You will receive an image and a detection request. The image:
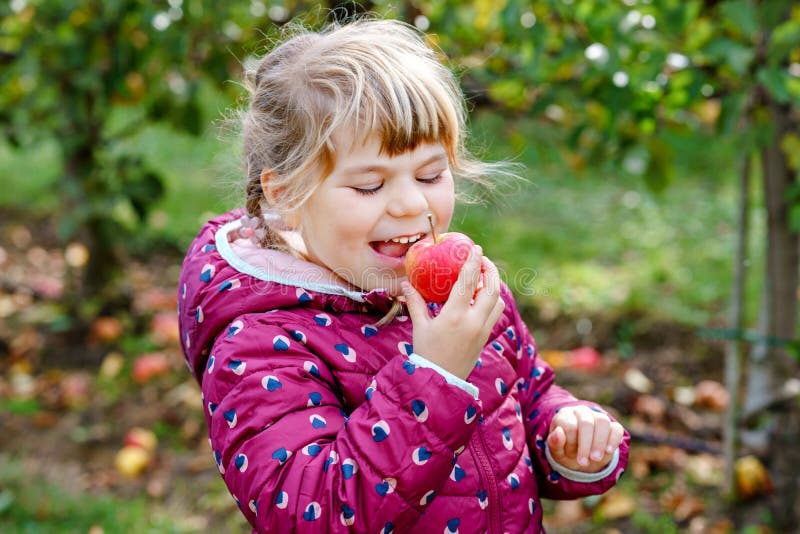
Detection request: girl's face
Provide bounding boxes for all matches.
[297,131,455,297]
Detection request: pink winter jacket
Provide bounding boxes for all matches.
[178,211,629,533]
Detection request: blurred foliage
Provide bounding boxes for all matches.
[1,0,798,307]
[0,0,276,294]
[0,454,190,533]
[418,0,799,186]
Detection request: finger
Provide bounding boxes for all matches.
[606,422,626,454]
[546,426,567,459]
[590,414,611,463]
[486,295,506,330]
[575,407,595,467]
[476,296,506,352]
[401,281,429,325]
[473,256,502,314]
[554,409,579,459]
[446,245,483,308]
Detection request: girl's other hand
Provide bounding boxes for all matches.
[546,405,625,473]
[402,245,505,380]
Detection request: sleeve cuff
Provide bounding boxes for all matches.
[545,445,620,483]
[408,353,480,400]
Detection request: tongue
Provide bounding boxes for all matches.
[373,241,409,258]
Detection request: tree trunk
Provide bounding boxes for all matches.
[743,90,800,529]
[723,151,750,499]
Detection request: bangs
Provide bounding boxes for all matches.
[323,52,462,164]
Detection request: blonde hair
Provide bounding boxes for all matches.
[239,17,512,323]
[241,18,504,228]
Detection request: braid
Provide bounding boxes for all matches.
[245,176,263,218]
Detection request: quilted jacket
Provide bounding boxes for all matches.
[178,210,629,533]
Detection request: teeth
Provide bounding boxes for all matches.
[387,233,423,244]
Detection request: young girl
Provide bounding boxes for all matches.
[179,18,629,533]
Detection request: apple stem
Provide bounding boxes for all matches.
[427,213,438,243]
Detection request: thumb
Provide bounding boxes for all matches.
[547,426,567,460]
[402,281,428,324]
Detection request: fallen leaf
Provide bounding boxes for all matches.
[539,350,570,369]
[673,385,696,406]
[30,274,64,299]
[597,490,636,520]
[661,487,705,522]
[89,317,124,344]
[60,371,92,409]
[134,287,177,313]
[633,394,667,423]
[685,454,723,487]
[693,380,729,411]
[64,242,89,267]
[546,499,589,528]
[624,367,654,394]
[99,352,125,379]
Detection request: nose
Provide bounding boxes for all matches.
[386,177,428,218]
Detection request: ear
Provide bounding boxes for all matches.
[260,168,280,206]
[260,168,301,229]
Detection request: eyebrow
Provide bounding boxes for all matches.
[341,152,448,176]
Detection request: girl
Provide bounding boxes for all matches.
[179,18,629,533]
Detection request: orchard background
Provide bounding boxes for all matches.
[1,1,798,532]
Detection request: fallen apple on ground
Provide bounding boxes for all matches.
[404,214,483,304]
[132,352,171,384]
[115,445,151,478]
[124,427,158,454]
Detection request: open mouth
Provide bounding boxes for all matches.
[369,233,425,258]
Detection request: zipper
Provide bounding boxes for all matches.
[469,425,503,533]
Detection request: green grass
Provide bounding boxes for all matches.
[457,110,763,326]
[0,102,762,329]
[0,455,191,534]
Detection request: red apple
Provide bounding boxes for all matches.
[405,226,478,303]
[124,427,158,454]
[132,352,171,384]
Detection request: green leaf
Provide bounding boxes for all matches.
[0,398,41,416]
[717,93,747,135]
[757,67,791,104]
[790,205,800,232]
[719,0,759,40]
[768,19,800,62]
[703,38,755,75]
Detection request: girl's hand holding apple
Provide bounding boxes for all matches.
[402,244,505,380]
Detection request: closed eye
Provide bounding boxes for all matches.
[352,184,383,196]
[418,172,444,184]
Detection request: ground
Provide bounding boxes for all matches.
[0,213,777,533]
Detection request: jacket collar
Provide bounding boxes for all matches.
[215,217,397,314]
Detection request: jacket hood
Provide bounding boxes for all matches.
[178,210,396,382]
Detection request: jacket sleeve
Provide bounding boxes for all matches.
[499,285,630,500]
[202,313,483,533]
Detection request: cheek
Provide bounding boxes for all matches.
[313,196,375,243]
[432,181,456,227]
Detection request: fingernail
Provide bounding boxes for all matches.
[590,451,602,461]
[606,445,614,453]
[578,456,588,466]
[401,281,411,293]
